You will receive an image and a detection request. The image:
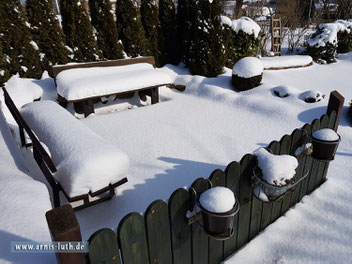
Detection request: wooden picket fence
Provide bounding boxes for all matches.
[46,91,344,264]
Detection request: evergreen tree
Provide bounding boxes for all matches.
[26,0,69,76]
[116,0,147,57]
[159,0,180,65]
[60,0,101,62]
[186,0,226,77]
[176,0,191,64]
[0,44,10,86]
[89,0,124,60]
[140,0,162,66]
[0,0,42,79]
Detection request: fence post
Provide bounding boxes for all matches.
[45,204,87,264]
[326,90,345,132]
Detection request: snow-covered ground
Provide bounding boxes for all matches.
[0,53,352,263]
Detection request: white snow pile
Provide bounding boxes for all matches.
[259,55,313,70]
[307,20,352,47]
[312,128,340,141]
[220,16,261,38]
[233,57,263,78]
[299,89,325,103]
[221,15,233,27]
[272,85,300,98]
[0,104,55,264]
[20,100,129,197]
[232,17,261,38]
[254,148,298,186]
[199,186,235,213]
[56,63,172,101]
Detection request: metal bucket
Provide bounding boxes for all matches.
[311,134,341,161]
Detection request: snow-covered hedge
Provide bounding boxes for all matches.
[232,57,263,91]
[307,20,352,64]
[221,16,261,68]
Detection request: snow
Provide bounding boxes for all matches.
[312,128,339,141]
[221,15,232,27]
[56,63,172,100]
[260,55,313,69]
[0,103,55,264]
[299,89,325,103]
[29,40,39,51]
[232,17,261,38]
[253,148,298,186]
[20,100,129,197]
[272,85,299,98]
[307,20,352,47]
[199,187,235,213]
[1,48,352,263]
[233,57,263,78]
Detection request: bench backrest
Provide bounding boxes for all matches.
[52,56,156,79]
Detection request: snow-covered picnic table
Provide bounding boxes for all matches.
[52,57,173,117]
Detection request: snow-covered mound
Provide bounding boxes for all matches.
[260,55,313,70]
[199,186,235,213]
[299,90,325,103]
[307,20,352,48]
[221,15,232,27]
[312,128,339,141]
[272,85,300,98]
[56,63,172,101]
[232,17,261,38]
[233,57,263,78]
[254,148,298,186]
[21,100,129,197]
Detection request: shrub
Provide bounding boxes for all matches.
[89,0,124,60]
[60,0,101,62]
[221,17,261,68]
[116,0,147,57]
[0,0,42,79]
[337,29,352,53]
[232,57,263,91]
[26,0,69,76]
[186,0,226,77]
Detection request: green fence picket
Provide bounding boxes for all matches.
[117,213,149,264]
[190,178,211,264]
[279,134,293,215]
[307,119,322,193]
[169,188,192,264]
[223,161,241,258]
[145,200,173,264]
[89,228,121,264]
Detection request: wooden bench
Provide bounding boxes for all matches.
[52,56,183,117]
[2,87,128,211]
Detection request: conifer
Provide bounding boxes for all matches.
[0,44,10,86]
[116,0,147,57]
[26,0,69,76]
[89,0,124,60]
[187,0,226,77]
[0,0,42,79]
[140,0,162,66]
[60,0,101,62]
[176,0,191,64]
[159,0,180,65]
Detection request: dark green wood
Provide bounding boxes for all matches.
[328,111,337,130]
[145,200,173,264]
[289,129,305,206]
[117,213,149,264]
[190,178,210,264]
[307,119,322,193]
[267,141,283,222]
[89,228,121,264]
[223,162,241,258]
[208,170,226,264]
[237,154,256,249]
[279,135,293,215]
[249,196,263,240]
[298,124,313,201]
[169,188,192,264]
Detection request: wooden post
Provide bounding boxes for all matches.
[46,204,87,264]
[326,91,345,132]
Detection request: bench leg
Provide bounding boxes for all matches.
[151,87,159,104]
[73,100,95,117]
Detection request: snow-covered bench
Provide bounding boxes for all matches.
[52,56,175,117]
[2,88,128,210]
